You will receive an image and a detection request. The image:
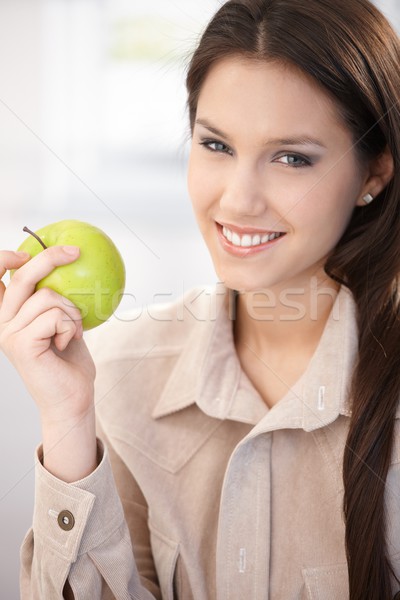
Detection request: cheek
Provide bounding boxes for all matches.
[187,151,202,203]
[187,171,199,200]
[187,153,218,214]
[187,162,210,234]
[292,193,356,254]
[300,166,360,228]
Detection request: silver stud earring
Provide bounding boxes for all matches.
[362,193,374,204]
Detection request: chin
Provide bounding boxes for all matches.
[216,272,270,294]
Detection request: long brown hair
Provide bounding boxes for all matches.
[185,1,400,598]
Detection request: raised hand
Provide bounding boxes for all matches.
[0,247,98,481]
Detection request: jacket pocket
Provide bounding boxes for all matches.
[302,564,349,600]
[149,524,179,600]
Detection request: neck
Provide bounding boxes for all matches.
[233,273,340,356]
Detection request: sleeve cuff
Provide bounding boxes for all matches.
[33,437,125,563]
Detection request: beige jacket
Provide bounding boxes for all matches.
[20,283,400,599]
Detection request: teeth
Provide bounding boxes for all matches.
[222,226,283,247]
[232,232,241,246]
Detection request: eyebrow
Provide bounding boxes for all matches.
[195,118,327,149]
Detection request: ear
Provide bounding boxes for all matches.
[355,145,395,207]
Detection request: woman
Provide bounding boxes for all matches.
[1,0,399,598]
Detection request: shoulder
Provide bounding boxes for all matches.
[83,283,232,470]
[83,282,230,425]
[83,283,221,364]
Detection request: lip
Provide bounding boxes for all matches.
[216,223,286,256]
[217,221,285,236]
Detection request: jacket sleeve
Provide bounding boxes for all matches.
[19,424,161,600]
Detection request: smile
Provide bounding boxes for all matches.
[222,226,285,248]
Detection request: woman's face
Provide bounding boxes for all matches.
[187,56,368,293]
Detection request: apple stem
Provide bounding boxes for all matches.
[23,226,48,250]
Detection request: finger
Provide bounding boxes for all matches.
[38,307,79,353]
[0,250,31,280]
[53,316,80,352]
[5,287,83,337]
[0,245,79,323]
[15,307,81,359]
[0,251,31,305]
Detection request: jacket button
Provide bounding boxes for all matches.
[57,510,75,531]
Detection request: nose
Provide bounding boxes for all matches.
[219,160,267,218]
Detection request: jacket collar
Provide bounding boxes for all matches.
[152,283,400,427]
[152,283,239,419]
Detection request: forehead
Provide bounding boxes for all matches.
[196,55,349,142]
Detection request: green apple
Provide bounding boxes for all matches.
[11,219,126,330]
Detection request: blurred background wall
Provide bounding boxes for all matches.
[0,0,398,596]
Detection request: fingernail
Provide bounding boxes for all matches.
[63,246,79,255]
[15,251,30,258]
